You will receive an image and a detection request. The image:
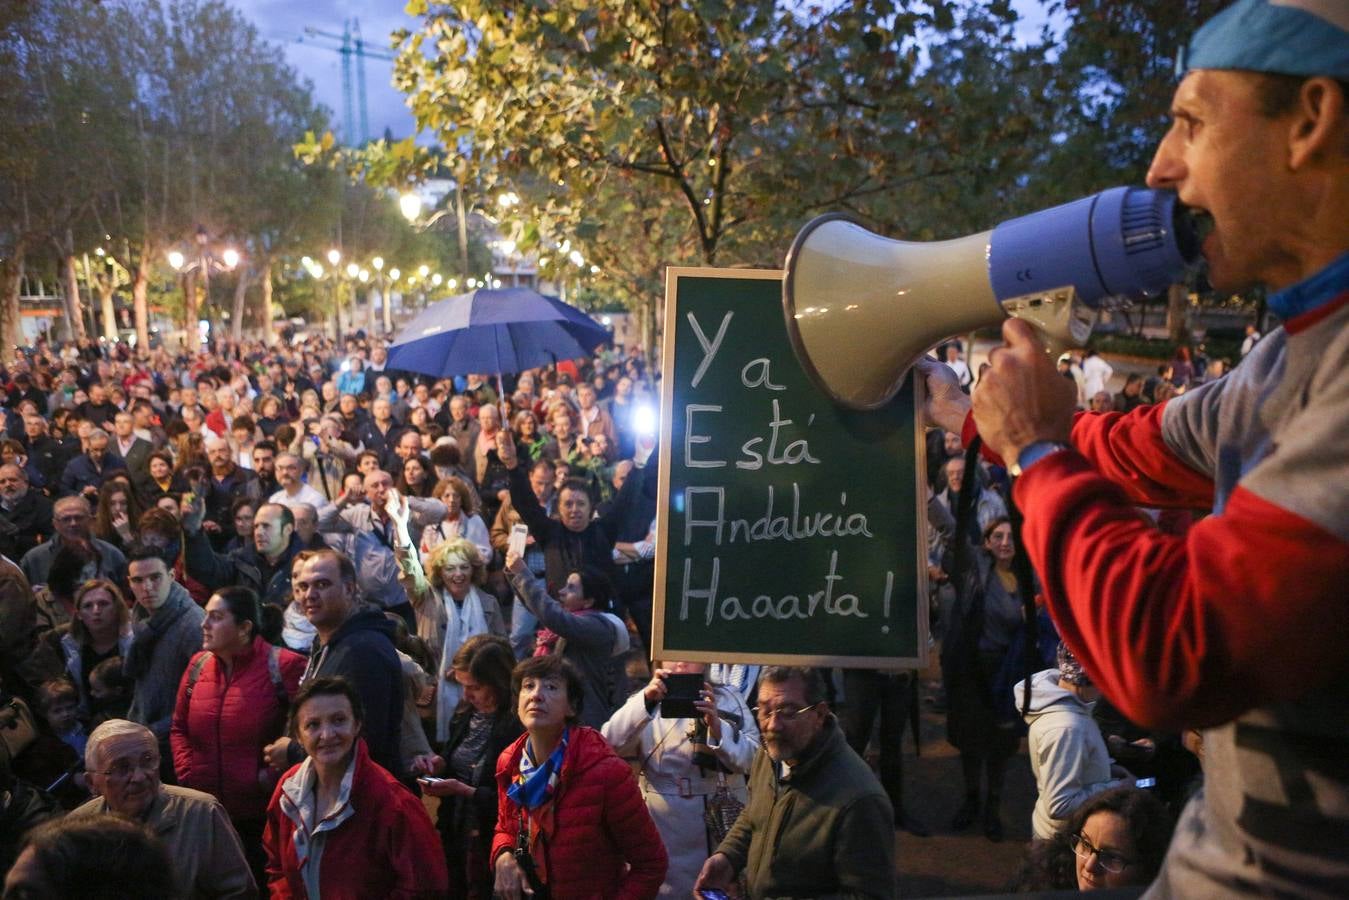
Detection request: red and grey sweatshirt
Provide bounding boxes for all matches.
[964,251,1349,897]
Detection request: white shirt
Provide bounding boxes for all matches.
[269,484,336,520]
[1081,355,1114,398]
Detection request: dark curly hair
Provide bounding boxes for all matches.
[1013,786,1174,891]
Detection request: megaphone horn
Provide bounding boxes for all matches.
[783,187,1198,410]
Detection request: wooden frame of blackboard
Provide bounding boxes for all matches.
[651,266,930,671]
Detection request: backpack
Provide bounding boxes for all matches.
[184,644,289,710]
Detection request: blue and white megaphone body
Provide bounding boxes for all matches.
[782,187,1198,410]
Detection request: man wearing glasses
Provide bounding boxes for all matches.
[68,719,254,898]
[695,666,896,900]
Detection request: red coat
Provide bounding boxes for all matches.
[263,740,448,899]
[491,725,667,900]
[170,635,306,822]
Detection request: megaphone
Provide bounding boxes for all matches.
[782,187,1198,410]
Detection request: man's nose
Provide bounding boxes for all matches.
[1145,134,1184,190]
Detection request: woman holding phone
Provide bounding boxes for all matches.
[411,635,522,899]
[601,662,759,898]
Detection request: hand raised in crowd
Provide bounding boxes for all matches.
[180,487,207,535]
[504,550,526,575]
[496,429,518,469]
[694,852,737,897]
[386,487,413,547]
[493,852,534,899]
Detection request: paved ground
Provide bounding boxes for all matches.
[892,667,1039,897]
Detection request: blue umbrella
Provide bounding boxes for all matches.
[386,287,610,378]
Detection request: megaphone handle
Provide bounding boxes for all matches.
[1002,289,1092,362]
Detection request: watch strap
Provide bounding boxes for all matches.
[1009,440,1071,478]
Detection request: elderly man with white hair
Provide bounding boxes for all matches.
[68,719,255,898]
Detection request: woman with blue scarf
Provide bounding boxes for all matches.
[491,655,667,899]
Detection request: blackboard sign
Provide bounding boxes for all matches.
[652,268,929,668]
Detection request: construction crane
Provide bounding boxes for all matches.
[297,20,396,146]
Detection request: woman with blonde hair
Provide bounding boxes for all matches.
[398,537,507,742]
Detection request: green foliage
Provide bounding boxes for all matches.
[386,0,1058,323]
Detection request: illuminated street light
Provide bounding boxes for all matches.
[431,273,443,286]
[372,257,384,272]
[446,278,457,290]
[399,192,423,222]
[221,248,241,269]
[167,250,186,271]
[388,268,400,280]
[497,191,520,209]
[327,248,341,266]
[345,262,359,278]
[418,264,430,278]
[358,269,370,283]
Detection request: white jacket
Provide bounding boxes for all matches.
[601,685,760,898]
[1019,668,1128,840]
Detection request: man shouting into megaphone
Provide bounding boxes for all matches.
[924,2,1348,896]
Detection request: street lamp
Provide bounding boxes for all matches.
[399,192,423,222]
[166,225,240,347]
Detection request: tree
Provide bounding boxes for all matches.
[1032,0,1230,344]
[386,0,1055,354]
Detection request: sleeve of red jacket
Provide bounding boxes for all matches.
[962,401,1214,510]
[602,757,669,900]
[1014,402,1349,734]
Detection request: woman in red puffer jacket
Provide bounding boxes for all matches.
[491,654,667,900]
[171,586,305,882]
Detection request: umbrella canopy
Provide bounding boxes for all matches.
[386,287,610,378]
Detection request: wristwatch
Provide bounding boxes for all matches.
[1008,440,1070,478]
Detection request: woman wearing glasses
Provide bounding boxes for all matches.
[491,655,667,899]
[1014,786,1174,891]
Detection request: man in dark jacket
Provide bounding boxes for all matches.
[21,414,68,491]
[202,437,258,551]
[696,667,896,900]
[73,382,118,427]
[58,428,126,500]
[0,465,52,562]
[262,549,403,777]
[182,501,302,609]
[498,431,644,593]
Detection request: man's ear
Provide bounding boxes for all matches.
[1288,77,1348,170]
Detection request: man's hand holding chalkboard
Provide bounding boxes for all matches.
[917,356,971,437]
[496,430,518,469]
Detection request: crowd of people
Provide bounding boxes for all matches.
[0,320,1186,898]
[1,2,1345,897]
